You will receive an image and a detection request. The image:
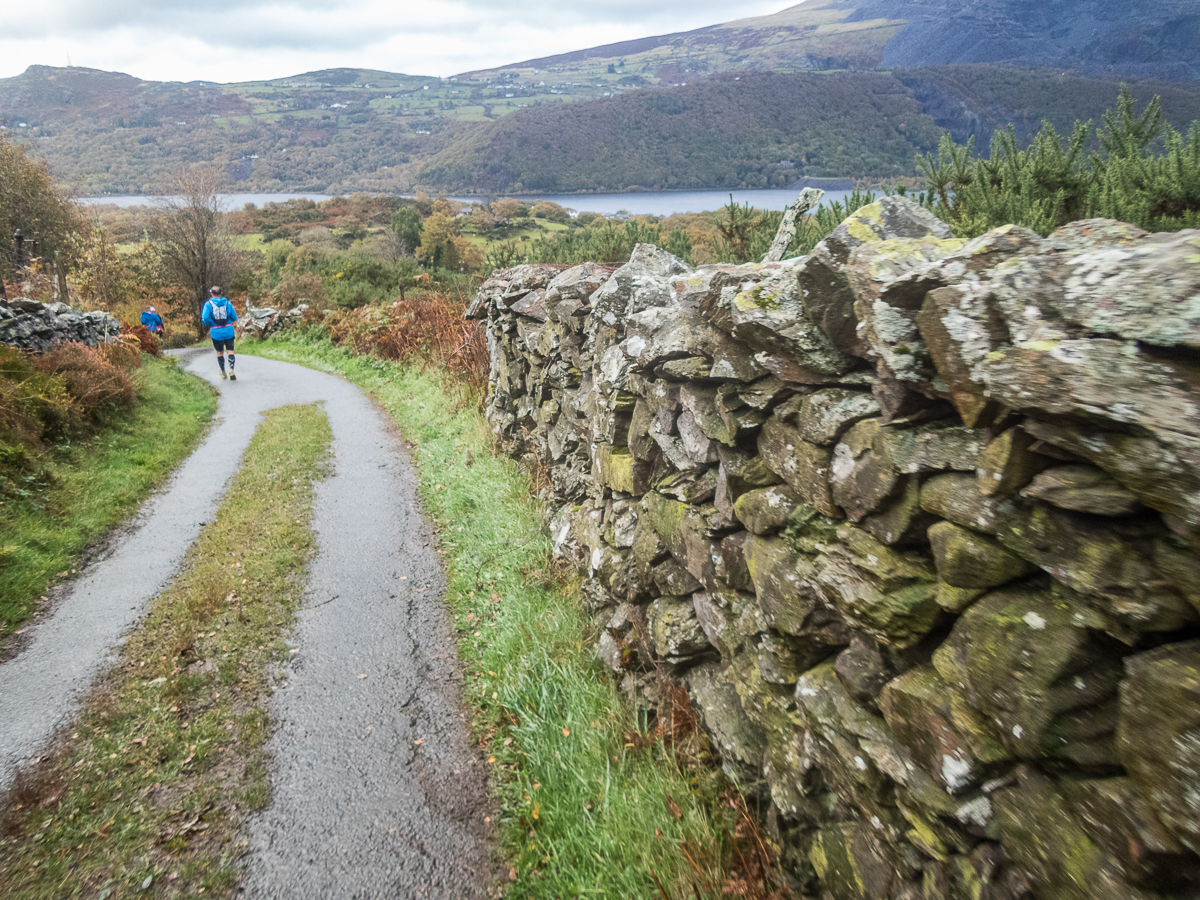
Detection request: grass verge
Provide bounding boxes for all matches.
[0,403,332,899]
[241,332,764,899]
[0,356,217,643]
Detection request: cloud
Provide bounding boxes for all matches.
[1,0,790,82]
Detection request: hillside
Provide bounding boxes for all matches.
[3,1,1200,194]
[418,68,1200,194]
[456,1,904,81]
[862,0,1200,80]
[0,65,472,194]
[459,0,1200,86]
[895,65,1200,146]
[418,72,944,193]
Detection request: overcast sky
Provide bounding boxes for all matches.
[1,1,792,83]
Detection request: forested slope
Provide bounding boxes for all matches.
[462,0,1200,85]
[417,69,1200,194]
[895,65,1200,146]
[418,72,943,193]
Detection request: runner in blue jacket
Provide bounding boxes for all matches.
[201,287,238,380]
[140,306,164,335]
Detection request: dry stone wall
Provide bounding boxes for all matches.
[0,297,122,352]
[467,197,1200,900]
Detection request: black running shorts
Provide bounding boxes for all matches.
[211,336,235,351]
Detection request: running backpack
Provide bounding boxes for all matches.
[210,299,229,324]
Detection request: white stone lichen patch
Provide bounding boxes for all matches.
[831,443,856,482]
[1023,612,1047,630]
[941,754,972,792]
[954,796,993,828]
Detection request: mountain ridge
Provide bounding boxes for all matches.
[3,2,1200,195]
[458,0,1200,85]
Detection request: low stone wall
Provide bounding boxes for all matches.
[0,297,122,352]
[468,197,1200,900]
[239,304,311,340]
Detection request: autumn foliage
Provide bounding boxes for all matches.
[323,292,489,391]
[119,322,163,357]
[30,340,139,422]
[0,339,143,485]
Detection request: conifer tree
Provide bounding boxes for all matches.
[916,85,1200,237]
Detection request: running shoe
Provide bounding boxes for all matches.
[220,371,227,379]
[230,372,237,381]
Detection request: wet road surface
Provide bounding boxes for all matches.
[0,349,493,899]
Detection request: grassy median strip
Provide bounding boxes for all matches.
[244,334,749,899]
[0,355,218,644]
[0,403,332,900]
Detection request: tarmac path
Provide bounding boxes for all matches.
[0,349,493,899]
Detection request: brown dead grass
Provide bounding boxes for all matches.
[31,342,135,420]
[120,323,163,357]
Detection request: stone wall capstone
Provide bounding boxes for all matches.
[470,197,1200,900]
[0,297,122,352]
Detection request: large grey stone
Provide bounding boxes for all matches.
[813,526,940,649]
[759,417,839,517]
[1021,464,1144,516]
[1062,776,1200,891]
[995,767,1145,900]
[830,419,900,523]
[796,388,880,446]
[1118,640,1200,857]
[933,586,1124,766]
[733,484,806,536]
[879,665,1011,795]
[797,196,956,357]
[648,595,709,663]
[590,243,690,328]
[685,661,766,776]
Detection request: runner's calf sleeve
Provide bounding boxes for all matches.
[218,355,226,371]
[227,353,235,371]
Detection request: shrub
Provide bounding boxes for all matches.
[32,343,135,422]
[0,347,75,451]
[104,333,148,367]
[162,325,200,349]
[119,323,161,357]
[530,200,571,224]
[489,217,698,267]
[918,85,1200,237]
[327,278,379,309]
[274,272,328,310]
[323,293,488,391]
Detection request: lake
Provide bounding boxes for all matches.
[79,192,336,210]
[515,188,858,216]
[79,188,859,217]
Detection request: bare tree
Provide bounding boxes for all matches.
[365,228,408,265]
[150,167,235,333]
